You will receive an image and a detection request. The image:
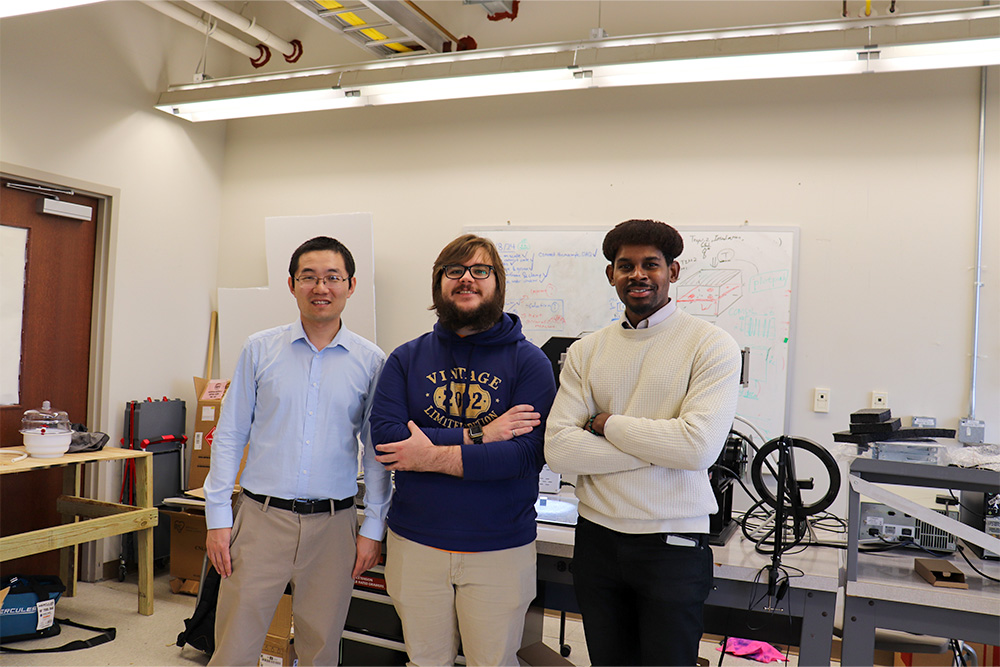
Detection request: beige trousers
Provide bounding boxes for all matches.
[385,529,536,667]
[210,494,357,667]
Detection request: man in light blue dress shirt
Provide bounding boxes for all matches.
[203,236,390,666]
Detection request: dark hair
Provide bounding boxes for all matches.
[288,236,356,279]
[602,219,684,264]
[430,234,506,305]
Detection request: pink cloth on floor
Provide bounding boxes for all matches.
[716,637,786,663]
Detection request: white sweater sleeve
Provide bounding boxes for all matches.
[602,330,740,471]
[544,341,649,475]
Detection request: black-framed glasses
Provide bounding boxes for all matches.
[295,274,349,287]
[443,264,494,280]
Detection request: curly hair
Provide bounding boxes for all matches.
[602,220,683,264]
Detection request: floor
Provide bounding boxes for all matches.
[2,572,807,666]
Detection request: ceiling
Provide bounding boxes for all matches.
[136,0,991,82]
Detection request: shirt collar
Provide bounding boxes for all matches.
[622,299,676,330]
[291,319,352,352]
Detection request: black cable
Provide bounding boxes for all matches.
[711,463,759,501]
[951,639,967,667]
[948,489,983,519]
[956,543,1000,582]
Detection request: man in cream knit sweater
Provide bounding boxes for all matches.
[545,219,741,666]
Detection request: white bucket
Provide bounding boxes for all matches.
[21,429,72,458]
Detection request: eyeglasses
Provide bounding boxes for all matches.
[295,274,349,287]
[442,264,494,280]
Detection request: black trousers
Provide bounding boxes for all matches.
[572,516,713,667]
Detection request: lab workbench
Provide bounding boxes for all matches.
[841,456,1000,665]
[841,548,1000,666]
[0,446,159,615]
[536,517,841,666]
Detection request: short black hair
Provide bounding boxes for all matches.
[602,219,684,264]
[288,236,356,279]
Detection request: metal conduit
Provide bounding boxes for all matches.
[142,1,269,65]
[186,1,303,62]
[969,64,988,421]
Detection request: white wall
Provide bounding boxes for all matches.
[1,3,230,567]
[216,68,999,516]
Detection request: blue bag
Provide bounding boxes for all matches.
[0,575,115,653]
[0,575,64,642]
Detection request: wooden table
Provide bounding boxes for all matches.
[0,446,158,615]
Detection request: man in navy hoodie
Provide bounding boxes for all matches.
[370,234,556,666]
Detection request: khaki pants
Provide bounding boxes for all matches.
[385,529,535,667]
[210,494,357,667]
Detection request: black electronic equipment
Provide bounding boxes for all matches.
[960,490,1000,560]
[540,337,579,387]
[709,429,749,545]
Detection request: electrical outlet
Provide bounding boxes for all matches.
[813,388,830,413]
[871,391,889,409]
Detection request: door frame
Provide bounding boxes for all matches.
[2,161,119,582]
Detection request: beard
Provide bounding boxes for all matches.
[433,287,504,333]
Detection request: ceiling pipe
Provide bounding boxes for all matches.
[143,1,271,68]
[186,0,303,63]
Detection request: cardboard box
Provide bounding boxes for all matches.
[163,509,207,582]
[169,577,200,596]
[259,594,295,666]
[914,558,968,589]
[892,641,998,666]
[189,377,248,490]
[267,594,293,638]
[259,634,296,666]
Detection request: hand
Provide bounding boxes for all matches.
[483,404,541,442]
[206,527,233,578]
[376,421,463,476]
[587,412,611,436]
[353,536,382,579]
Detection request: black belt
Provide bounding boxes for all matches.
[244,490,354,514]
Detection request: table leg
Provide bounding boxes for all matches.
[841,595,877,667]
[797,589,835,666]
[135,454,155,616]
[59,463,82,597]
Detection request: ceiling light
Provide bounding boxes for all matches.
[155,11,1000,123]
[0,0,108,18]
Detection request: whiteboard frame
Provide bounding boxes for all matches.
[468,224,800,440]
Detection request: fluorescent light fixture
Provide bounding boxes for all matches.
[160,88,366,123]
[361,68,588,106]
[875,37,1000,73]
[0,0,108,18]
[588,48,869,89]
[156,35,1000,122]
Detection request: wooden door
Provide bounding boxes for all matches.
[1,179,98,577]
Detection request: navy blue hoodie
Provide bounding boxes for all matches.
[370,313,556,552]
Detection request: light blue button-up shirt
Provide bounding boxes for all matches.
[204,320,391,543]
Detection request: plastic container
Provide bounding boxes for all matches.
[20,401,72,458]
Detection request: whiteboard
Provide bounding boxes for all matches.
[218,214,376,380]
[472,226,798,442]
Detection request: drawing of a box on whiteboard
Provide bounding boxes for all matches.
[676,269,742,316]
